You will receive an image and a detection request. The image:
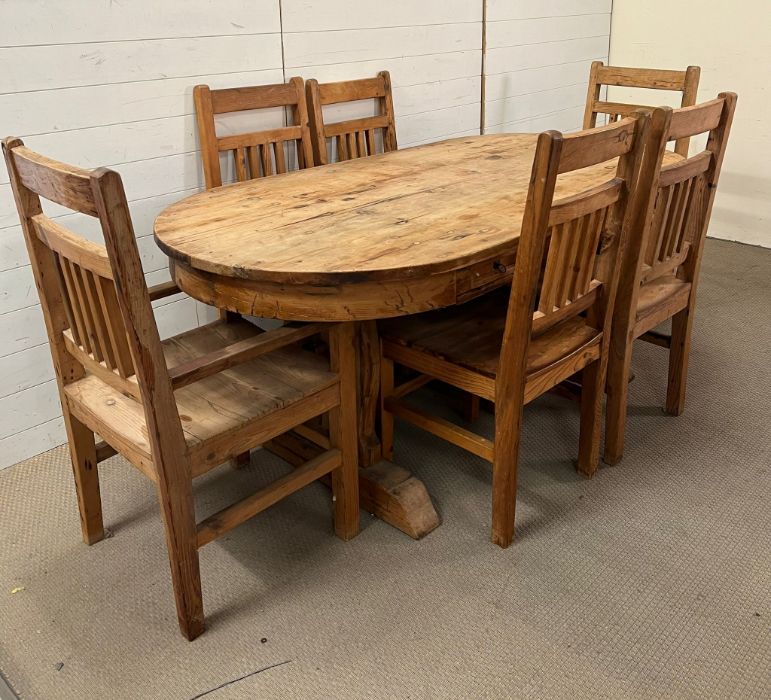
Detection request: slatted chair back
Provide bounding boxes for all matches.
[499,112,662,382]
[640,94,737,286]
[2,138,187,462]
[583,62,700,156]
[194,77,315,189]
[306,71,398,165]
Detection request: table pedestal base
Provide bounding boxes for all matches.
[266,431,440,539]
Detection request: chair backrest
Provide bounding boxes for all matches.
[193,77,315,189]
[634,93,737,291]
[498,110,667,390]
[306,70,398,166]
[583,61,700,156]
[2,138,187,464]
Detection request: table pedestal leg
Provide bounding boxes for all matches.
[266,320,440,540]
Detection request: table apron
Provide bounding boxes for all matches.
[171,255,516,322]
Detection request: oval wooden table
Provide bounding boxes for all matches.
[155,133,675,539]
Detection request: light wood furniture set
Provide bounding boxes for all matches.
[3,63,737,640]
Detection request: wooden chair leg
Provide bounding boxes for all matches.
[604,340,633,466]
[578,361,603,478]
[231,451,251,469]
[329,323,360,541]
[462,393,480,422]
[665,306,693,416]
[63,410,105,545]
[491,402,523,549]
[379,355,395,461]
[156,475,204,640]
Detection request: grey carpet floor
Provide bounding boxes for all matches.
[0,238,769,700]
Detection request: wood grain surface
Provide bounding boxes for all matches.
[155,133,680,322]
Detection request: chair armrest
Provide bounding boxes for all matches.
[169,322,329,390]
[148,280,182,301]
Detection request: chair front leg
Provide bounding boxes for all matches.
[63,409,105,545]
[665,306,694,416]
[462,394,481,422]
[231,451,251,469]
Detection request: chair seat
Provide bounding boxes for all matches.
[380,289,601,380]
[64,319,337,477]
[635,275,692,332]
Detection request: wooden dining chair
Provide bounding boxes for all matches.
[193,77,315,189]
[2,138,360,641]
[378,110,668,548]
[604,93,738,465]
[306,71,398,165]
[584,61,700,156]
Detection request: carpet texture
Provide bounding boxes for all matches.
[0,238,769,699]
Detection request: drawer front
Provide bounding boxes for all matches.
[455,253,516,303]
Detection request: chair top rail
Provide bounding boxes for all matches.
[558,117,638,174]
[595,64,698,90]
[203,77,304,114]
[667,96,726,142]
[314,73,388,105]
[9,144,98,216]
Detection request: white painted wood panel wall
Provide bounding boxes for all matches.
[0,0,611,468]
[484,0,611,134]
[281,0,483,147]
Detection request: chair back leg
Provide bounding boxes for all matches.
[665,306,694,415]
[155,463,204,641]
[604,333,635,465]
[491,398,524,548]
[578,360,604,477]
[379,356,396,461]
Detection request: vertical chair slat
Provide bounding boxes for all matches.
[365,129,376,156]
[61,258,92,355]
[96,276,135,379]
[274,140,287,173]
[76,265,108,364]
[561,215,585,305]
[652,184,675,264]
[72,262,103,363]
[234,148,247,181]
[53,253,81,346]
[356,130,367,158]
[247,146,260,179]
[337,134,348,161]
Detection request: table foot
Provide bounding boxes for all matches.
[265,432,440,539]
[358,460,440,539]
